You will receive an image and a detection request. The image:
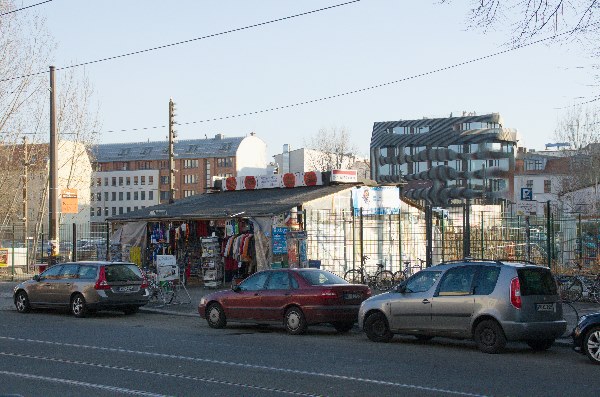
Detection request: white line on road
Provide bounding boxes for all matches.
[0,370,170,397]
[0,351,319,397]
[0,335,489,397]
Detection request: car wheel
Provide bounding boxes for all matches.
[70,294,88,318]
[14,291,31,313]
[122,306,139,315]
[332,321,355,333]
[415,335,434,342]
[583,326,600,365]
[474,319,506,354]
[526,339,554,351]
[364,312,393,343]
[206,303,226,329]
[285,307,307,335]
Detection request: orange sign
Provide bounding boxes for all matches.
[61,188,78,214]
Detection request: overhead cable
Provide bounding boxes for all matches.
[0,0,361,83]
[0,0,52,16]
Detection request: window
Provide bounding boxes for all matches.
[184,174,197,184]
[127,207,131,213]
[404,271,442,293]
[134,192,138,200]
[119,207,123,215]
[141,191,146,200]
[59,264,80,279]
[126,192,131,200]
[41,265,62,280]
[159,160,168,169]
[78,266,97,279]
[96,177,101,186]
[544,179,551,193]
[104,177,108,186]
[134,176,138,185]
[112,207,116,215]
[160,176,169,185]
[112,192,116,201]
[160,191,169,201]
[104,192,109,201]
[90,207,95,216]
[184,190,195,197]
[118,177,123,186]
[149,190,154,200]
[112,177,116,186]
[90,192,95,202]
[149,176,154,185]
[141,176,145,185]
[437,267,476,296]
[183,159,199,169]
[134,206,138,211]
[96,207,101,216]
[205,160,211,188]
[266,272,291,290]
[299,270,347,285]
[239,272,270,291]
[126,177,131,186]
[525,159,544,171]
[216,157,233,167]
[518,268,558,295]
[104,207,108,216]
[118,192,123,201]
[138,161,151,170]
[473,266,500,295]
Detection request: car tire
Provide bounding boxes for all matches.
[583,326,600,365]
[364,312,393,343]
[14,291,31,313]
[206,303,227,329]
[285,307,308,335]
[332,321,355,333]
[70,294,88,318]
[474,319,506,354]
[526,339,554,351]
[123,306,139,315]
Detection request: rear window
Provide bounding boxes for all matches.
[518,268,558,296]
[299,270,347,286]
[105,264,143,282]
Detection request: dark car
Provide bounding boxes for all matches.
[572,312,600,364]
[198,268,371,334]
[13,261,149,317]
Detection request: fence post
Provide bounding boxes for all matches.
[546,201,552,268]
[359,207,364,283]
[11,224,15,280]
[72,223,77,262]
[525,216,531,262]
[480,211,484,260]
[352,210,356,273]
[425,205,432,267]
[105,222,110,261]
[463,200,471,258]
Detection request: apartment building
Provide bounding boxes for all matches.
[90,133,267,222]
[371,113,519,206]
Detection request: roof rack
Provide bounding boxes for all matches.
[494,259,538,265]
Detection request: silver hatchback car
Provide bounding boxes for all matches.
[13,261,149,317]
[358,260,566,353]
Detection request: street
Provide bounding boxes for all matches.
[1,304,599,397]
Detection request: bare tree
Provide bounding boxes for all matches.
[553,105,600,192]
[304,126,361,171]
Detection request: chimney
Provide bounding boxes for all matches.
[215,133,224,140]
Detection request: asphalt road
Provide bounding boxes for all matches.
[1,306,600,397]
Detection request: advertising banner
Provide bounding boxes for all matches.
[61,188,78,214]
[352,186,400,215]
[0,249,8,267]
[156,255,179,281]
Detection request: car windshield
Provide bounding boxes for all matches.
[518,268,558,295]
[299,270,347,286]
[105,264,143,282]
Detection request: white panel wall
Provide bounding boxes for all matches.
[236,135,268,176]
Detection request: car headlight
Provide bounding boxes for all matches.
[199,297,207,305]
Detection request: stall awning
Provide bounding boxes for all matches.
[108,184,354,222]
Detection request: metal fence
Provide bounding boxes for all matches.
[305,205,600,277]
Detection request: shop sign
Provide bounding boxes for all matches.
[272,227,288,255]
[0,249,8,267]
[517,200,538,216]
[257,175,282,189]
[352,186,400,215]
[156,255,179,281]
[225,172,324,191]
[331,169,357,183]
[61,188,78,214]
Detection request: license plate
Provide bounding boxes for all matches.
[118,286,136,292]
[536,303,555,312]
[344,293,361,300]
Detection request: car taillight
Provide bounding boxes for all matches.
[510,277,522,309]
[141,275,148,289]
[94,266,110,290]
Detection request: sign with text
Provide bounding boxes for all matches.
[61,189,79,214]
[272,227,288,255]
[331,169,358,183]
[520,187,533,201]
[352,186,400,215]
[156,255,179,281]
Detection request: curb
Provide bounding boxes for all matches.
[139,307,198,318]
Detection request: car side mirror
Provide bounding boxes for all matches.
[396,284,406,293]
[33,275,40,282]
[232,284,241,292]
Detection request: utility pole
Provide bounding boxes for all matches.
[168,98,176,204]
[49,66,58,260]
[22,136,28,249]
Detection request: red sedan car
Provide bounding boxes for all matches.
[198,268,371,334]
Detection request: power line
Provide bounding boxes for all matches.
[0,0,361,83]
[103,26,585,134]
[0,0,52,16]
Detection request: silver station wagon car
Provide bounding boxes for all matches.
[358,260,566,353]
[13,261,149,317]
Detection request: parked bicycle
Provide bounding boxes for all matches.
[344,255,394,291]
[393,258,425,284]
[142,268,176,305]
[556,274,584,302]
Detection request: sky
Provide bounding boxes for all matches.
[34,0,597,159]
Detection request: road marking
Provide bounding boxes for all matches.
[0,335,488,397]
[0,351,318,397]
[0,370,169,397]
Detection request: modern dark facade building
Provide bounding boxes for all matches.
[371,113,519,205]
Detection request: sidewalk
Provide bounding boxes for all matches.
[2,280,599,346]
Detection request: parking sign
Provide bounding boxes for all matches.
[520,187,533,201]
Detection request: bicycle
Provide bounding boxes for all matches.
[143,269,176,305]
[556,274,584,302]
[344,255,394,291]
[393,258,425,284]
